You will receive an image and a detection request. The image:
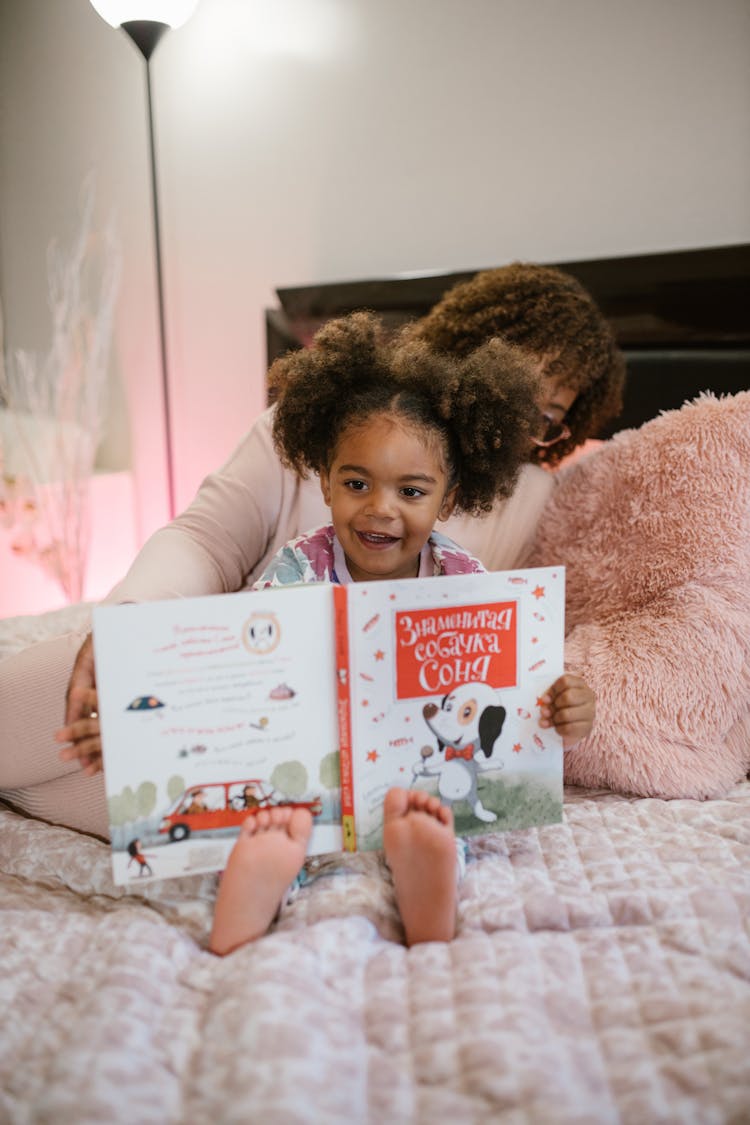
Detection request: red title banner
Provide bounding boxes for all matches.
[394,601,517,699]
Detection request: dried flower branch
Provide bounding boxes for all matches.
[0,178,121,602]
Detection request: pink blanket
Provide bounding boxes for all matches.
[2,780,748,1122]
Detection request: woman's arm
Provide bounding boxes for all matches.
[106,408,328,603]
[57,409,329,773]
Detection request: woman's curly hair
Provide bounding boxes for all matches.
[268,311,542,515]
[411,262,626,467]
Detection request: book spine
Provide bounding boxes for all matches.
[333,584,356,851]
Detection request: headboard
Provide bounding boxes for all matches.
[265,243,750,436]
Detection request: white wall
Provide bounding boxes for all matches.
[2,0,749,552]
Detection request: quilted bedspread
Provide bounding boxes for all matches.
[2,777,749,1124]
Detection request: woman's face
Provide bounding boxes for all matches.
[541,378,577,426]
[541,378,576,419]
[532,374,578,450]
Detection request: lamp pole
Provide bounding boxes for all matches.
[120,20,176,519]
[89,2,200,519]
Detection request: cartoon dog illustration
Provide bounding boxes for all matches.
[242,612,281,655]
[415,682,506,822]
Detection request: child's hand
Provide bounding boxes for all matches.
[54,633,103,776]
[538,673,595,751]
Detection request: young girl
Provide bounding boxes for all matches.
[206,312,595,955]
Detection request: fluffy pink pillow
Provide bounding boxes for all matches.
[526,391,750,798]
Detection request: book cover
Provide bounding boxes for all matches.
[94,566,564,884]
[336,567,565,851]
[94,584,343,884]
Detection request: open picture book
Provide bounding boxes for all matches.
[93,566,565,885]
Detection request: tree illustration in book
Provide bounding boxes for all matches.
[94,568,564,885]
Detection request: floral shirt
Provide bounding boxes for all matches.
[253,524,485,589]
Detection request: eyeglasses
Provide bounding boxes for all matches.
[531,413,572,448]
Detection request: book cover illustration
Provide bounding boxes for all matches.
[94,584,342,885]
[339,567,565,851]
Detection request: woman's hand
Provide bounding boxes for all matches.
[55,632,103,776]
[538,673,595,751]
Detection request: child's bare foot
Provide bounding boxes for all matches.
[382,787,457,946]
[209,806,312,956]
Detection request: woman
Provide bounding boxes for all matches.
[2,262,624,836]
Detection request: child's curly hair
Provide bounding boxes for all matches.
[411,262,625,467]
[268,311,542,516]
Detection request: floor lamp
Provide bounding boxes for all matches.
[89,1,200,519]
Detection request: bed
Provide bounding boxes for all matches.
[2,245,750,1123]
[1,737,748,1122]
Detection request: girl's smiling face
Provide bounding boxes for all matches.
[319,412,457,583]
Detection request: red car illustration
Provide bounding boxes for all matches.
[158,779,323,842]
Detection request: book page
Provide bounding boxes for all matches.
[343,567,565,850]
[94,585,342,885]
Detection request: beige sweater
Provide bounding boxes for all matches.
[107,408,555,604]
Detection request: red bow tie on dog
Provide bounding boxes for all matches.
[445,744,475,761]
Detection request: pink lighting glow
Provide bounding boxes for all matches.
[1,471,137,618]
